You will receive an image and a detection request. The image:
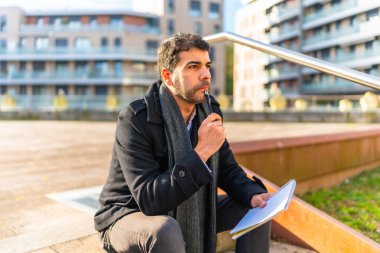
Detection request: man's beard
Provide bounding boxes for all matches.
[172,78,210,104]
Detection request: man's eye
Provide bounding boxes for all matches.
[189,65,198,69]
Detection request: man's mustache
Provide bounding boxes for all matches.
[195,80,210,90]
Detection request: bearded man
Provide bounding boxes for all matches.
[94,33,271,253]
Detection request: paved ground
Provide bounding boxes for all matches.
[1,120,380,253]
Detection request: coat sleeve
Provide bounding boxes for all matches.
[211,99,267,208]
[115,107,213,216]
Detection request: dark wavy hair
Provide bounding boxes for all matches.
[157,33,209,77]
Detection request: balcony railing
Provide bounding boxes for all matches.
[304,0,357,24]
[20,24,160,34]
[268,25,299,42]
[335,46,380,64]
[0,47,157,56]
[267,67,298,80]
[0,70,158,85]
[0,94,144,111]
[0,70,157,80]
[303,25,359,46]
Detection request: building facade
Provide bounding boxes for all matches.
[235,0,380,111]
[0,0,223,111]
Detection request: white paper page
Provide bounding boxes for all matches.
[230,179,296,235]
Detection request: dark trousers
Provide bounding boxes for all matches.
[101,195,271,253]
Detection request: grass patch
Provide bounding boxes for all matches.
[300,167,380,243]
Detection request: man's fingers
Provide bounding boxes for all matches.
[252,193,271,208]
[262,193,271,201]
[203,113,222,124]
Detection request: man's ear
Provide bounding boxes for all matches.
[161,68,173,86]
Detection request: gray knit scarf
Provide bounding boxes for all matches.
[159,83,219,253]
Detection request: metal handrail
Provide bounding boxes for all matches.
[204,32,380,91]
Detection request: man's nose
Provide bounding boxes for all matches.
[200,66,211,80]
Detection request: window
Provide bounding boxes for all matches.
[114,61,122,76]
[68,16,81,27]
[214,24,220,33]
[349,45,355,53]
[0,15,7,32]
[365,41,373,50]
[55,38,68,47]
[75,86,88,95]
[32,86,47,95]
[168,0,175,13]
[350,16,357,26]
[75,61,88,74]
[0,86,7,94]
[35,37,49,49]
[101,37,108,48]
[0,61,6,73]
[114,38,122,48]
[19,37,27,48]
[36,16,44,26]
[95,85,107,95]
[189,0,201,16]
[194,21,202,35]
[90,16,97,26]
[19,62,26,72]
[74,37,90,49]
[0,39,6,49]
[336,20,341,30]
[167,19,175,35]
[147,17,159,29]
[19,86,27,95]
[50,17,62,26]
[146,40,159,54]
[209,46,215,61]
[331,0,342,6]
[321,48,330,59]
[209,3,219,19]
[95,61,109,75]
[366,9,379,21]
[55,61,68,73]
[110,16,123,26]
[32,62,45,71]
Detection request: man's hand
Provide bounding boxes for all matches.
[251,193,271,208]
[194,113,226,162]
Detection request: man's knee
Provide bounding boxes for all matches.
[149,216,185,252]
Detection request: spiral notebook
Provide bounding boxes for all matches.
[230,179,296,239]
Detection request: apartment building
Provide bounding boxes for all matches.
[0,0,223,110]
[235,0,380,111]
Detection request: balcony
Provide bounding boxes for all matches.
[304,0,357,24]
[268,26,300,43]
[334,46,380,68]
[0,47,157,61]
[20,24,160,34]
[0,94,144,111]
[267,66,299,82]
[303,25,359,47]
[0,70,158,85]
[303,1,380,30]
[303,18,380,52]
[268,4,300,25]
[301,77,376,94]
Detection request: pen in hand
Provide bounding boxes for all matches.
[204,90,213,114]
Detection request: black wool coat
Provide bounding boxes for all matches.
[94,80,267,232]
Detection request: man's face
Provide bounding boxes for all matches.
[170,48,211,104]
